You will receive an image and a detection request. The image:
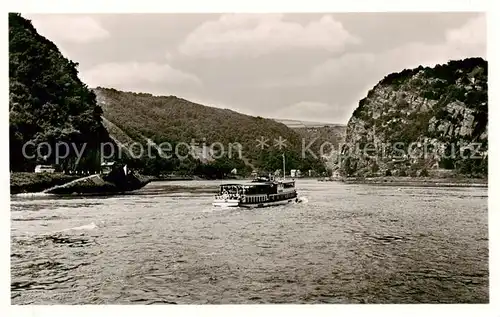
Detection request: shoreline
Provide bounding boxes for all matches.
[10,172,80,195]
[324,176,488,188]
[11,172,488,195]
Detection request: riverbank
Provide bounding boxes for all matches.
[10,172,232,195]
[323,176,488,188]
[10,172,80,194]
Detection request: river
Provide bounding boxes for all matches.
[10,180,488,304]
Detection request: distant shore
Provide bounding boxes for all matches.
[322,176,488,188]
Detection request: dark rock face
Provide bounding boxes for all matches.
[340,58,487,178]
[10,173,80,195]
[94,87,328,175]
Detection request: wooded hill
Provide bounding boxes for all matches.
[9,13,111,173]
[9,13,326,177]
[96,87,326,177]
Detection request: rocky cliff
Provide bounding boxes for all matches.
[274,118,347,172]
[340,58,487,178]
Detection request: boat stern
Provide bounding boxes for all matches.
[212,194,240,207]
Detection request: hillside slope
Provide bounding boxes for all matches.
[340,58,488,178]
[95,87,325,175]
[293,125,346,171]
[273,119,346,172]
[9,13,111,172]
[7,13,325,178]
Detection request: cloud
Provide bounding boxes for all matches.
[446,15,486,49]
[178,14,359,58]
[23,13,483,125]
[25,14,110,44]
[330,15,484,83]
[376,16,486,72]
[270,101,347,123]
[80,62,202,91]
[267,53,376,87]
[262,15,486,118]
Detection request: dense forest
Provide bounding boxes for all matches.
[96,88,326,177]
[9,13,111,172]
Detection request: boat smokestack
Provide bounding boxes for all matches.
[282,153,285,180]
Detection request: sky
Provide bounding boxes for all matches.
[24,12,486,124]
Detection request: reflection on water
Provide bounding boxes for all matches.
[11,180,488,304]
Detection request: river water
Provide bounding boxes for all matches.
[11,180,488,304]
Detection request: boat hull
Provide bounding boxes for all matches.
[212,198,240,208]
[213,196,298,208]
[239,198,297,208]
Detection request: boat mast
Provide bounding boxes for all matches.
[282,153,285,180]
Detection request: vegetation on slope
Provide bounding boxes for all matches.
[97,87,326,177]
[293,126,346,157]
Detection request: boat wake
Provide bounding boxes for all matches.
[58,222,99,233]
[296,196,308,204]
[209,205,239,212]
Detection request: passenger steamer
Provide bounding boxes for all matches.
[213,154,298,208]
